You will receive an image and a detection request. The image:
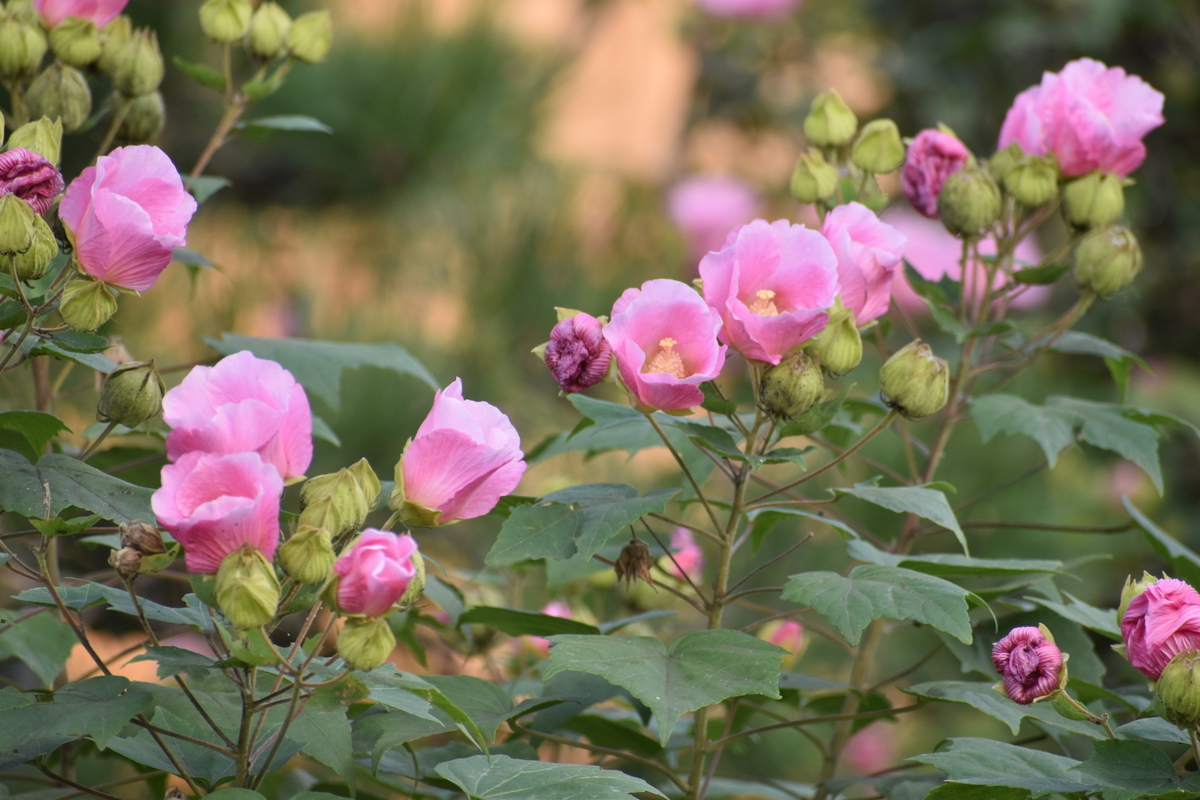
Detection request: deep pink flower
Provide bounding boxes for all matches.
[991,626,1064,704]
[33,0,127,27]
[820,202,906,325]
[998,58,1164,177]
[163,351,313,481]
[59,145,197,292]
[1121,578,1200,680]
[901,129,970,218]
[544,313,612,393]
[665,527,704,580]
[843,724,895,775]
[332,530,419,618]
[695,0,802,18]
[401,379,526,524]
[603,279,727,411]
[152,451,283,574]
[699,219,838,364]
[667,176,760,263]
[0,148,63,215]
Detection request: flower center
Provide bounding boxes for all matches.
[644,337,687,379]
[747,289,780,316]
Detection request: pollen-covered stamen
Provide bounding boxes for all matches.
[644,337,688,379]
[747,289,780,316]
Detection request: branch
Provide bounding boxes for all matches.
[510,722,689,794]
[707,701,926,749]
[753,411,898,502]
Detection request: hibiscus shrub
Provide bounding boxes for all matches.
[0,3,1197,800]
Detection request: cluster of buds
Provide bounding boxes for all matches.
[109,519,167,578]
[199,0,331,64]
[279,459,381,584]
[796,89,905,204]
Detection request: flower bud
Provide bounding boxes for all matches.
[109,546,141,577]
[0,194,36,255]
[851,119,905,174]
[1004,156,1059,208]
[6,0,38,26]
[790,147,838,204]
[49,17,102,68]
[59,279,117,331]
[7,117,62,165]
[0,16,47,82]
[6,212,58,281]
[807,304,862,378]
[278,524,336,584]
[1160,651,1200,728]
[992,625,1066,705]
[117,91,165,145]
[397,548,425,610]
[804,89,857,148]
[26,63,92,133]
[1062,171,1124,230]
[1117,571,1160,627]
[615,538,654,587]
[988,142,1024,183]
[543,311,612,394]
[97,360,165,428]
[199,0,252,44]
[285,11,332,64]
[1073,225,1142,299]
[937,162,1001,237]
[249,2,291,60]
[120,520,167,556]
[112,30,163,98]
[879,339,949,419]
[300,458,379,537]
[337,617,395,671]
[760,349,825,420]
[214,545,280,629]
[96,16,131,75]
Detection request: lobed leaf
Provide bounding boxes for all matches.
[435,754,665,800]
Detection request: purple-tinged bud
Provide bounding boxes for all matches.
[543,312,613,393]
[992,625,1065,704]
[0,147,62,216]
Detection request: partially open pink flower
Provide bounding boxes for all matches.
[152,451,283,574]
[1122,578,1200,680]
[0,148,63,215]
[163,351,313,481]
[901,129,970,218]
[998,58,1165,177]
[667,175,760,262]
[992,626,1064,704]
[603,279,727,411]
[820,202,906,325]
[695,0,802,18]
[665,527,704,581]
[544,313,612,393]
[332,530,419,618]
[33,0,127,27]
[59,145,197,292]
[700,219,838,364]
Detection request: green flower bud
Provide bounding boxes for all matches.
[6,212,58,281]
[938,162,1001,237]
[117,91,165,145]
[96,15,131,75]
[278,525,336,584]
[988,142,1024,183]
[0,16,47,82]
[97,360,164,428]
[199,0,252,44]
[112,30,163,98]
[26,63,92,133]
[1159,650,1200,729]
[6,0,39,26]
[337,617,395,671]
[807,305,862,378]
[249,2,291,60]
[1004,156,1059,208]
[300,457,380,537]
[851,119,905,174]
[760,349,825,420]
[790,147,838,204]
[804,89,857,148]
[1062,171,1124,230]
[1073,224,1142,299]
[879,339,949,419]
[7,117,62,165]
[397,548,425,611]
[59,279,117,331]
[215,545,280,629]
[0,194,36,256]
[1117,571,1160,626]
[286,11,332,64]
[49,16,102,68]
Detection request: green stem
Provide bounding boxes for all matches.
[510,722,689,793]
[0,316,35,373]
[709,698,923,749]
[79,421,118,462]
[92,97,131,163]
[235,667,256,787]
[812,620,885,800]
[644,412,724,535]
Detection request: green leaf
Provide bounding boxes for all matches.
[15,581,207,629]
[782,565,979,645]
[235,115,333,136]
[290,710,356,796]
[128,645,219,678]
[924,785,1029,800]
[908,737,1099,796]
[182,175,232,204]
[544,630,784,746]
[458,607,600,637]
[205,334,438,413]
[435,754,665,800]
[240,64,289,100]
[1012,262,1071,285]
[0,608,76,687]
[1123,497,1200,587]
[1025,594,1120,640]
[901,681,1104,738]
[27,513,104,537]
[563,714,663,757]
[172,247,216,270]
[486,503,577,565]
[1052,331,1148,367]
[1118,717,1192,744]
[700,382,737,415]
[833,484,968,555]
[749,507,860,553]
[0,411,69,454]
[846,540,1063,577]
[1047,396,1163,493]
[26,332,118,373]
[205,791,269,800]
[778,671,850,691]
[1077,739,1200,798]
[971,394,1075,467]
[0,450,155,522]
[172,56,226,90]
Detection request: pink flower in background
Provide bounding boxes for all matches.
[163,351,313,481]
[901,129,970,218]
[332,530,419,617]
[526,601,573,658]
[152,451,283,574]
[59,145,197,292]
[665,527,704,580]
[820,202,906,325]
[694,0,802,18]
[992,626,1064,704]
[700,219,838,364]
[667,176,759,263]
[843,724,895,775]
[1121,578,1200,680]
[544,313,612,393]
[33,0,128,27]
[400,379,526,523]
[998,58,1164,177]
[0,148,63,215]
[767,620,804,654]
[603,279,726,412]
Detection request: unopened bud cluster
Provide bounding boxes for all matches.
[198,0,330,63]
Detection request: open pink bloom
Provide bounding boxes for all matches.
[1121,578,1200,680]
[992,626,1064,704]
[843,724,895,775]
[152,451,283,574]
[820,202,906,325]
[665,527,704,581]
[603,279,727,411]
[163,351,313,481]
[59,145,197,292]
[0,148,63,215]
[544,313,612,393]
[33,0,127,27]
[700,219,838,364]
[333,530,419,618]
[667,175,760,262]
[901,129,970,218]
[998,58,1164,177]
[402,378,526,523]
[695,0,802,18]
